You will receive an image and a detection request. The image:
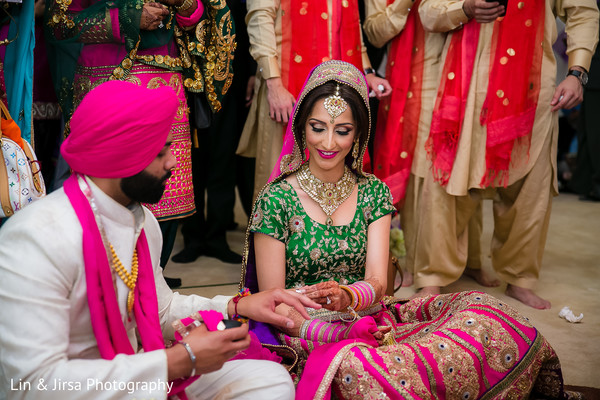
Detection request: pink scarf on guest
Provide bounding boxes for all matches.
[372,1,424,207]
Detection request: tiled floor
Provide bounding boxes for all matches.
[165,191,600,389]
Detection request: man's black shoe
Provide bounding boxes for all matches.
[171,247,202,264]
[164,277,182,288]
[205,246,242,264]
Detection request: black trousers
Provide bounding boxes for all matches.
[571,90,600,196]
[178,81,254,253]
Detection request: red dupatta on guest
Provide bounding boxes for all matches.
[372,1,424,207]
[280,0,363,99]
[427,0,545,187]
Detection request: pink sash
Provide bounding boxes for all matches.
[63,174,197,397]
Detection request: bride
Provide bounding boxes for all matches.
[240,60,565,399]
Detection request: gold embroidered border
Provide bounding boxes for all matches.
[360,349,419,399]
[406,343,440,400]
[314,343,372,400]
[468,305,533,346]
[479,333,544,400]
[48,0,75,28]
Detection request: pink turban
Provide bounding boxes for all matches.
[61,80,179,179]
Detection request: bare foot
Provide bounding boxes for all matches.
[401,269,414,287]
[463,267,501,287]
[505,284,551,310]
[409,286,441,300]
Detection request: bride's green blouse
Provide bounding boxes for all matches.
[250,174,395,289]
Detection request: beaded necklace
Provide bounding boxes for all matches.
[297,163,356,226]
[78,175,139,314]
[109,244,139,314]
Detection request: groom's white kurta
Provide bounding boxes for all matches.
[0,179,292,400]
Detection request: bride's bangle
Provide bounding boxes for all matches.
[339,285,358,309]
[340,281,375,311]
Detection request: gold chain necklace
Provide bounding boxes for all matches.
[297,163,356,226]
[109,244,139,314]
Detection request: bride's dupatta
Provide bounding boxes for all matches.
[239,60,389,398]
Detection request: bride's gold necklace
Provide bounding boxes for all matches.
[297,163,356,226]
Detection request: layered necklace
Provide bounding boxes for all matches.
[297,163,356,226]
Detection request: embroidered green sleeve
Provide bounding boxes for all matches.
[249,182,288,242]
[362,176,395,225]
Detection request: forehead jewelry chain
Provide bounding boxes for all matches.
[297,163,355,226]
[323,84,348,124]
[109,244,139,314]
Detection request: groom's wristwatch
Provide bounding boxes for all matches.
[567,69,589,87]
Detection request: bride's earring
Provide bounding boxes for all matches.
[351,140,360,170]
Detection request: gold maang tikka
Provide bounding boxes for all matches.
[323,84,348,124]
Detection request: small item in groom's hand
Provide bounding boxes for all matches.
[218,319,243,331]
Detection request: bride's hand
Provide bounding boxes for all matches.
[298,281,351,312]
[373,325,392,343]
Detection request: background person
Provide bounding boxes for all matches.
[412,0,599,309]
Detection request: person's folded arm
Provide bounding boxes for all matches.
[419,0,470,32]
[363,0,413,48]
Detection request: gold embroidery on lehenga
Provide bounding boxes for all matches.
[468,305,532,346]
[334,349,388,399]
[360,349,418,398]
[479,334,546,400]
[313,343,371,400]
[406,343,440,400]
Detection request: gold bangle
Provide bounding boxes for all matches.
[175,0,194,12]
[339,285,357,309]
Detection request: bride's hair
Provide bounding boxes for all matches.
[293,80,369,168]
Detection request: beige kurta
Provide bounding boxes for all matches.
[413,0,599,289]
[239,0,374,199]
[363,0,447,273]
[419,0,599,196]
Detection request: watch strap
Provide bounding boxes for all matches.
[567,69,587,86]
